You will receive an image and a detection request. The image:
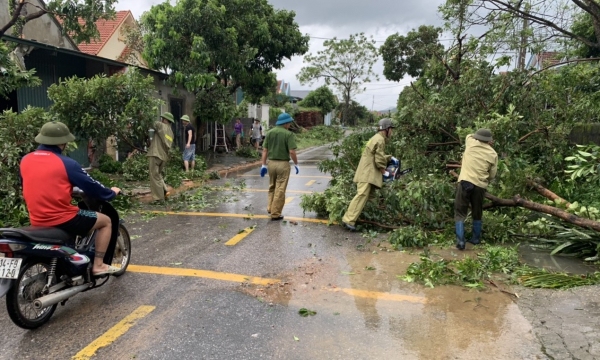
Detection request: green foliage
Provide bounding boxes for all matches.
[141,0,308,102]
[235,146,260,159]
[123,148,206,189]
[98,154,122,174]
[194,84,238,125]
[0,107,50,227]
[400,245,521,288]
[388,226,449,248]
[0,43,41,98]
[269,107,283,121]
[48,69,160,152]
[297,86,338,115]
[515,267,600,289]
[122,153,149,182]
[564,144,600,182]
[298,33,379,125]
[3,0,117,43]
[380,25,444,81]
[85,169,133,211]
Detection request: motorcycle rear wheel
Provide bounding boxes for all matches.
[111,224,131,277]
[6,260,57,329]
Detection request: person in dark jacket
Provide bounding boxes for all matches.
[20,121,121,276]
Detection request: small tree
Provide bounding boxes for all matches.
[297,33,378,126]
[47,69,160,166]
[298,86,338,115]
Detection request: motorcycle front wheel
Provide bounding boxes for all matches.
[111,224,131,277]
[6,260,57,329]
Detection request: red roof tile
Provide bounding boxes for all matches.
[77,11,131,55]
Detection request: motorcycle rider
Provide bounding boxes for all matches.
[20,121,121,276]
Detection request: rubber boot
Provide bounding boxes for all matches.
[455,221,465,250]
[468,220,482,245]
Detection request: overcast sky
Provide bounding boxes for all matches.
[117,0,446,111]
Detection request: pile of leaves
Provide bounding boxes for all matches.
[235,146,260,159]
[400,245,521,288]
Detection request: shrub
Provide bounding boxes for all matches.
[0,107,51,227]
[98,154,123,174]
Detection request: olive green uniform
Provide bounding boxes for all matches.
[455,134,498,221]
[262,126,297,218]
[147,121,174,201]
[342,132,392,226]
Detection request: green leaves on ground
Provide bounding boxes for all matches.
[399,245,520,288]
[298,308,317,317]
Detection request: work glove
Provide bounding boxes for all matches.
[260,165,268,177]
[295,165,299,175]
[383,171,390,177]
[391,157,399,165]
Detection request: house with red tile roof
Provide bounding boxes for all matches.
[72,10,147,67]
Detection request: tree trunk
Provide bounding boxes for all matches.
[90,138,107,168]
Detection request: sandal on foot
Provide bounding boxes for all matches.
[93,265,120,277]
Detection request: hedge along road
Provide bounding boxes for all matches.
[0,145,545,360]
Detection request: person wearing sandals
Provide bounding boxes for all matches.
[454,129,498,250]
[20,121,121,276]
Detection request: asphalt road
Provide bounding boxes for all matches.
[0,145,547,360]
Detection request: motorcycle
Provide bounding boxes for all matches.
[0,189,131,329]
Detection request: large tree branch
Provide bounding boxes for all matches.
[529,57,600,78]
[482,0,600,49]
[0,1,26,38]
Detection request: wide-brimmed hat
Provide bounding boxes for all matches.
[276,113,294,126]
[161,112,175,123]
[472,128,493,142]
[181,115,190,122]
[35,121,76,145]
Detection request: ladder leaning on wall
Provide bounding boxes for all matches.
[213,122,228,153]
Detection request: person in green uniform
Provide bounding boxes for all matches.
[147,112,175,203]
[342,118,397,231]
[260,113,299,221]
[454,129,498,250]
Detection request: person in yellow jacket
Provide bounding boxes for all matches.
[455,129,498,250]
[342,118,397,230]
[147,112,175,203]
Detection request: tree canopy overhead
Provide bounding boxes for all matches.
[297,33,379,126]
[141,0,309,102]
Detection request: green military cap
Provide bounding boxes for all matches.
[35,121,76,145]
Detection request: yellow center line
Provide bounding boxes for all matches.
[325,287,427,304]
[225,227,255,246]
[285,197,294,204]
[144,210,335,224]
[72,305,155,360]
[239,175,332,179]
[305,180,316,186]
[210,188,316,194]
[127,264,278,285]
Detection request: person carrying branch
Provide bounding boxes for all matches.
[454,129,498,250]
[342,118,397,231]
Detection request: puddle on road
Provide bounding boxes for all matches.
[518,244,598,274]
[240,249,542,359]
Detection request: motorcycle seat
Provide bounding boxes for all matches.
[0,227,74,245]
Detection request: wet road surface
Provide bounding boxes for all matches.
[0,146,547,359]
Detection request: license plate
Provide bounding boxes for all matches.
[0,258,22,279]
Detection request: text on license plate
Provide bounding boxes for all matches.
[0,258,22,279]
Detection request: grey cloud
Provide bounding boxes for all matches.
[268,0,445,31]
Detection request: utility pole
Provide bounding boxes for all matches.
[371,95,374,112]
